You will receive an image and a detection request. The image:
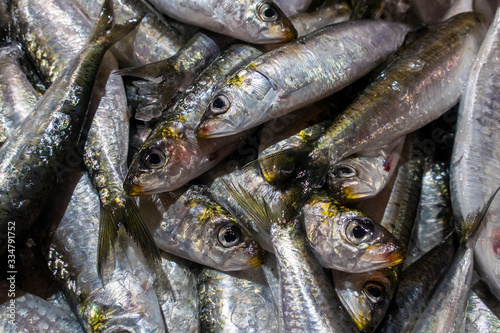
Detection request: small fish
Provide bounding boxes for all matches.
[274,0,313,16]
[465,289,500,333]
[147,0,297,44]
[198,265,279,332]
[137,185,264,271]
[0,42,40,146]
[124,44,262,195]
[196,19,409,138]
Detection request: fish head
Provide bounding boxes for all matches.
[218,0,297,44]
[196,69,277,138]
[332,267,398,332]
[304,197,405,272]
[124,122,197,195]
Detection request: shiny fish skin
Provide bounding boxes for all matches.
[288,1,351,37]
[136,185,264,271]
[45,172,166,332]
[0,0,142,258]
[196,19,409,138]
[465,290,500,333]
[124,44,262,195]
[12,0,91,84]
[450,6,500,300]
[0,42,40,146]
[274,0,313,16]
[198,266,279,333]
[71,0,186,67]
[0,282,84,332]
[147,0,297,44]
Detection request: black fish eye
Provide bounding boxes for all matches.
[258,2,280,22]
[331,164,357,178]
[218,223,243,248]
[142,147,167,169]
[210,94,230,114]
[363,282,386,304]
[346,218,374,245]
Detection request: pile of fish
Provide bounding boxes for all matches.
[0,0,499,332]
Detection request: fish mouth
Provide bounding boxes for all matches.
[124,183,146,196]
[248,255,263,268]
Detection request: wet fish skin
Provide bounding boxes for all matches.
[137,185,265,271]
[0,0,141,258]
[274,0,313,16]
[147,0,297,44]
[465,289,500,333]
[196,19,409,138]
[0,42,40,146]
[45,172,166,333]
[198,266,279,333]
[124,44,261,195]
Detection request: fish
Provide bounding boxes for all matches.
[450,6,500,301]
[198,265,279,332]
[146,0,297,44]
[116,31,235,116]
[274,0,313,16]
[123,44,262,195]
[136,185,264,271]
[82,51,160,278]
[0,282,84,332]
[258,12,487,188]
[195,19,410,139]
[465,286,500,332]
[223,180,357,332]
[71,0,186,67]
[0,42,40,146]
[42,171,166,332]
[0,0,141,258]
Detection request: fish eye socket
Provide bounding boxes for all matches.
[218,223,243,248]
[210,94,230,114]
[346,218,374,245]
[363,282,386,304]
[331,164,357,178]
[142,147,167,169]
[258,2,280,22]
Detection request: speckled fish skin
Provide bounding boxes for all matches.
[0,282,84,333]
[0,0,142,258]
[195,19,409,139]
[71,0,186,67]
[307,13,487,172]
[157,251,200,333]
[450,7,500,301]
[124,44,262,195]
[198,266,279,333]
[377,234,456,333]
[12,0,91,84]
[45,172,166,333]
[465,290,500,333]
[147,0,297,44]
[136,185,264,271]
[0,42,40,146]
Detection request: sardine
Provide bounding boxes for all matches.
[465,288,500,332]
[0,42,40,146]
[124,44,262,195]
[196,19,409,138]
[274,0,313,16]
[147,0,297,44]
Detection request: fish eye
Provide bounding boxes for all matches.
[210,94,230,114]
[331,164,357,178]
[363,282,386,304]
[142,147,167,169]
[346,218,374,245]
[258,2,280,22]
[218,223,243,247]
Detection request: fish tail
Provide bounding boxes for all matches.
[115,60,182,112]
[97,204,120,281]
[122,198,161,266]
[461,186,500,244]
[87,0,144,49]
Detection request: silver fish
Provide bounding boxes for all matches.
[147,0,297,44]
[450,6,500,301]
[196,19,409,138]
[274,0,313,16]
[0,42,40,146]
[465,287,500,332]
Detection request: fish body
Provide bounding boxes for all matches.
[124,44,262,195]
[465,289,500,333]
[147,0,297,44]
[196,19,409,138]
[0,42,40,146]
[274,0,313,16]
[450,7,500,300]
